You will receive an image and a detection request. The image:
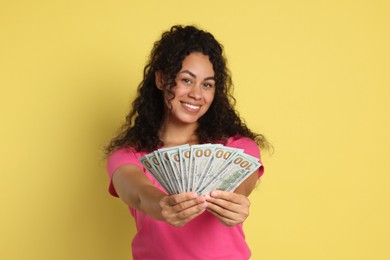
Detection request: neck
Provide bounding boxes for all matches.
[159,119,199,147]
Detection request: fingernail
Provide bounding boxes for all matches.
[211,191,219,197]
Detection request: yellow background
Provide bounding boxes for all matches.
[1,0,389,259]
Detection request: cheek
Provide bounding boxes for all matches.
[172,86,189,97]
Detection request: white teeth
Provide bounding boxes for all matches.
[182,103,200,110]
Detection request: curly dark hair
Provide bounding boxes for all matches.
[105,25,269,154]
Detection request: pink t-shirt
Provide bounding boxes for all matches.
[107,136,264,260]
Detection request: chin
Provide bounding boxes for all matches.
[175,115,201,125]
[180,118,199,124]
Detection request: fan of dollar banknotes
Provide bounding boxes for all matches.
[139,144,262,195]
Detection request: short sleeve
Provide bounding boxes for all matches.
[226,136,264,178]
[106,148,144,197]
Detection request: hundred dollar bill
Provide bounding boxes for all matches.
[224,153,262,192]
[139,155,161,185]
[165,144,190,193]
[155,148,181,194]
[198,151,261,194]
[140,153,173,194]
[152,151,176,193]
[195,145,241,193]
[178,145,191,191]
[188,144,216,192]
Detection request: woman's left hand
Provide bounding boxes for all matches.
[205,190,250,226]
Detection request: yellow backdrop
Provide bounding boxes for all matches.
[1,0,389,259]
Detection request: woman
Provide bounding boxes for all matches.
[105,25,269,259]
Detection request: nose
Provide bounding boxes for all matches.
[188,84,202,100]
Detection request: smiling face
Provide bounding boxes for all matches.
[157,52,216,126]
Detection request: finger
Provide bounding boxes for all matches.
[206,208,238,226]
[163,192,199,206]
[176,202,207,220]
[206,199,240,219]
[171,196,206,212]
[207,203,248,226]
[209,190,248,205]
[205,194,249,214]
[162,198,207,218]
[165,201,207,225]
[170,206,207,227]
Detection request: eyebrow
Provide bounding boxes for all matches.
[180,70,215,81]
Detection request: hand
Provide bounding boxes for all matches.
[159,192,207,227]
[205,190,250,226]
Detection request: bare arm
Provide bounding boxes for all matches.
[112,164,207,226]
[233,169,260,197]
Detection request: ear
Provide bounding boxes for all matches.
[155,71,164,90]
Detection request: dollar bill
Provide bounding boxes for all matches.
[197,151,261,194]
[139,143,261,195]
[155,148,180,194]
[195,145,240,193]
[188,144,216,192]
[179,145,191,191]
[225,153,262,192]
[140,153,173,194]
[165,144,190,193]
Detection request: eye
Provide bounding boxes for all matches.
[202,82,215,89]
[182,78,192,85]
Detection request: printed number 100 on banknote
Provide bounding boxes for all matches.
[139,144,261,195]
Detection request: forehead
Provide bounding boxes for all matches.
[180,52,214,76]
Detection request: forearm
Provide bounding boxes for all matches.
[112,165,167,221]
[112,164,207,226]
[233,169,259,197]
[136,185,167,221]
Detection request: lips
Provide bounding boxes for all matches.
[181,102,200,111]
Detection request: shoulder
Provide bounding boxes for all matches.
[107,147,147,176]
[225,135,260,159]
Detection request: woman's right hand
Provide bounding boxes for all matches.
[159,192,207,227]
